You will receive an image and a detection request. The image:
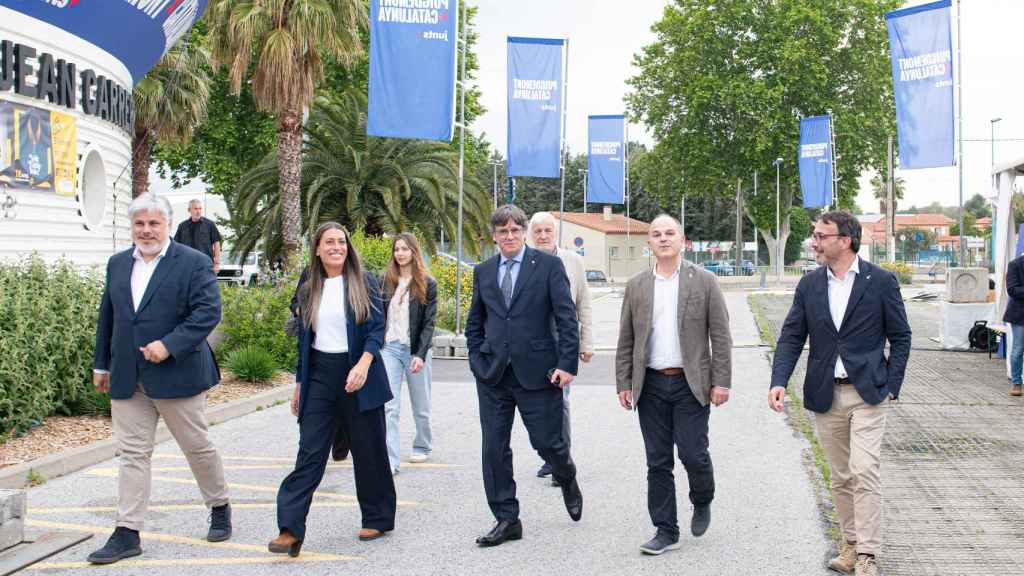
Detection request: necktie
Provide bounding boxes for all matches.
[501,260,515,307]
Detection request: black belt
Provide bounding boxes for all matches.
[834,377,852,385]
[648,367,684,376]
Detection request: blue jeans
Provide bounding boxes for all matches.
[381,342,433,471]
[1011,324,1024,385]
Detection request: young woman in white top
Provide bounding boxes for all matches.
[381,233,438,474]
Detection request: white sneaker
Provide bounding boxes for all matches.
[408,453,429,464]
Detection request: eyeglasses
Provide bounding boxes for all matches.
[494,228,524,238]
[811,233,846,241]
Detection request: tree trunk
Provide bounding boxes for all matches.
[757,212,792,272]
[277,109,303,272]
[131,125,152,198]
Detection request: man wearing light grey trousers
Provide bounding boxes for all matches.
[529,211,594,483]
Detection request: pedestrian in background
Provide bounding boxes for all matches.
[173,199,222,273]
[1003,251,1024,396]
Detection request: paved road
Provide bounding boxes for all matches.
[21,290,830,575]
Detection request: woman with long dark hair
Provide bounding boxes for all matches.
[269,222,396,556]
[381,233,438,474]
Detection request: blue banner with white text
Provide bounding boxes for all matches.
[799,115,833,208]
[587,115,625,205]
[507,37,564,178]
[367,0,458,141]
[885,0,954,169]
[0,0,207,84]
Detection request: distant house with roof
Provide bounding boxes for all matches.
[551,207,651,281]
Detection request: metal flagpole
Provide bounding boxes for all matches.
[830,113,838,210]
[455,0,467,335]
[956,0,965,266]
[580,169,588,213]
[625,121,630,277]
[558,39,569,247]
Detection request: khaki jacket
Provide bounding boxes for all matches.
[556,248,594,354]
[615,259,732,406]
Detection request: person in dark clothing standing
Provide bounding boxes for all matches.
[174,199,222,273]
[1003,253,1024,397]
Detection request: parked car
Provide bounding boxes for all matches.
[218,251,262,286]
[702,260,734,276]
[726,259,756,276]
[585,269,608,285]
[801,259,820,275]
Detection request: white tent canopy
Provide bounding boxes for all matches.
[993,156,1024,327]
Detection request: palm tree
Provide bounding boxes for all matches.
[206,0,366,270]
[231,91,491,264]
[132,41,211,198]
[870,172,906,213]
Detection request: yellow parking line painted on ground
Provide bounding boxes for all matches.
[30,501,359,514]
[24,520,354,560]
[152,453,461,469]
[27,555,353,571]
[124,463,458,473]
[83,469,420,506]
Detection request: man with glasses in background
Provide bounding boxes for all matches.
[769,211,911,576]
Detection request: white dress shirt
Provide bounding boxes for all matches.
[385,276,411,345]
[313,275,349,353]
[131,240,171,312]
[827,256,860,378]
[647,263,684,370]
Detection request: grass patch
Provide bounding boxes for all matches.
[748,294,838,542]
[26,468,44,487]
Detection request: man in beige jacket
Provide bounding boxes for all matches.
[529,211,593,481]
[616,214,732,555]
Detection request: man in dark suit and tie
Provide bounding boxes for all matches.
[769,211,911,576]
[466,204,582,547]
[89,193,231,564]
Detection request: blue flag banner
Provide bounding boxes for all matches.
[799,115,834,208]
[587,115,625,205]
[885,0,954,169]
[367,0,458,141]
[507,37,564,178]
[0,0,208,84]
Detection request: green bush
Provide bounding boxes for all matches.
[0,256,105,437]
[430,258,473,332]
[880,262,913,285]
[225,345,278,383]
[350,230,393,275]
[219,281,297,371]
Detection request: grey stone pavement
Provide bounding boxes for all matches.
[19,289,832,575]
[752,290,1024,576]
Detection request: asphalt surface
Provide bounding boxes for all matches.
[20,290,831,575]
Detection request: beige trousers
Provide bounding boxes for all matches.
[111,387,229,530]
[814,383,887,556]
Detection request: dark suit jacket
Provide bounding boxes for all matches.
[382,277,438,361]
[770,258,912,413]
[1003,255,1024,325]
[294,273,392,419]
[465,246,579,389]
[93,241,221,400]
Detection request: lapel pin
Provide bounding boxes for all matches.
[866,275,871,280]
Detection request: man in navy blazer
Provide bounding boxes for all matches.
[769,211,911,576]
[466,204,582,547]
[89,194,231,564]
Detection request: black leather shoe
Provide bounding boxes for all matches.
[560,477,583,521]
[207,503,232,542]
[639,533,680,555]
[87,527,142,564]
[691,504,711,537]
[475,519,523,547]
[536,463,552,477]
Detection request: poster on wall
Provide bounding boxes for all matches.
[0,100,76,195]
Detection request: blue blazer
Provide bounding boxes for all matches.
[93,241,221,400]
[465,246,579,389]
[770,259,912,413]
[295,273,391,419]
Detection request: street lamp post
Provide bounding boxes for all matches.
[579,169,588,213]
[487,158,502,210]
[773,157,783,283]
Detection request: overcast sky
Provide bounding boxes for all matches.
[470,0,1024,214]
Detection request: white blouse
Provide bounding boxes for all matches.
[385,276,411,346]
[313,276,349,353]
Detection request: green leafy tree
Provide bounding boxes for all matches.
[207,0,367,270]
[949,213,978,236]
[231,91,491,264]
[628,0,900,273]
[963,193,991,219]
[133,39,211,197]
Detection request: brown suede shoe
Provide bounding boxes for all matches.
[855,554,879,576]
[828,541,857,574]
[1011,384,1022,397]
[358,528,387,541]
[268,530,302,557]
